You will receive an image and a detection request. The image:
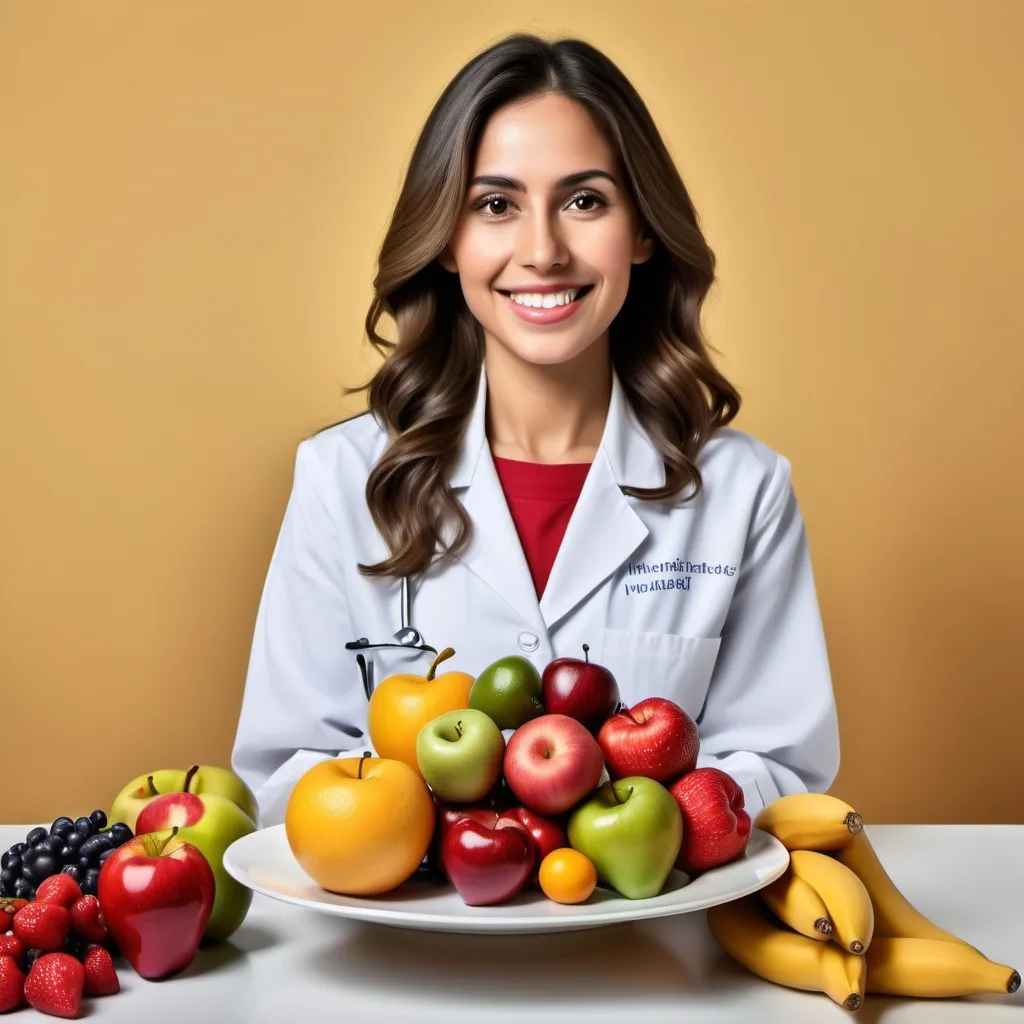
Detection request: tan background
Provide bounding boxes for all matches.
[1,1,1021,826]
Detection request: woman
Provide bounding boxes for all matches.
[231,33,839,828]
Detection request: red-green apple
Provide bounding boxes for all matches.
[441,816,535,906]
[668,767,750,872]
[416,708,505,802]
[567,776,683,899]
[135,788,256,942]
[503,714,605,815]
[597,697,700,782]
[541,644,620,733]
[97,826,214,979]
[109,764,259,833]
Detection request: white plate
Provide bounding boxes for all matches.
[223,825,789,935]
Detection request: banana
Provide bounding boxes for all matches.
[834,829,977,949]
[865,937,1021,998]
[760,867,834,941]
[754,792,863,852]
[788,849,874,954]
[707,894,866,1011]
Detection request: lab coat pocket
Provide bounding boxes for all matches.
[598,628,722,720]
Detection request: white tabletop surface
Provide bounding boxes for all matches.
[3,823,1021,1022]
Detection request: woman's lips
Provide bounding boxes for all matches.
[496,284,594,324]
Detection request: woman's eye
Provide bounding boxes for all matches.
[473,191,606,218]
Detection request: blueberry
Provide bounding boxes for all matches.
[23,948,43,971]
[50,817,76,837]
[13,877,33,899]
[60,864,81,883]
[89,810,108,831]
[26,827,48,847]
[74,817,94,837]
[108,823,133,847]
[31,854,58,883]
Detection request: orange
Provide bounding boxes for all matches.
[539,847,598,905]
[285,754,434,896]
[367,647,475,771]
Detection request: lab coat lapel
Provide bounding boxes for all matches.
[444,365,548,639]
[539,367,663,628]
[445,361,665,635]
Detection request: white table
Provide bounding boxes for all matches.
[3,824,1021,1022]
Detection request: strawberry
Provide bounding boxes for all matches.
[68,895,106,944]
[36,874,83,910]
[24,953,84,1019]
[0,898,28,932]
[0,933,24,967]
[82,945,119,996]
[0,954,26,1013]
[13,902,71,953]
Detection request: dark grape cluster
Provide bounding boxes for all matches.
[0,809,134,900]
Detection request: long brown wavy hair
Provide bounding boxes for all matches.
[314,32,741,580]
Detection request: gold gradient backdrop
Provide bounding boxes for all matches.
[1,1,1021,824]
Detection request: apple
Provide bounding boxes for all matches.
[109,763,259,833]
[597,697,700,782]
[567,776,683,899]
[441,816,535,906]
[135,787,256,943]
[541,643,620,732]
[416,709,505,803]
[427,799,501,881]
[668,767,751,872]
[503,714,605,816]
[97,826,215,979]
[496,806,567,884]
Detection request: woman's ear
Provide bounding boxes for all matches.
[438,245,457,273]
[632,229,655,265]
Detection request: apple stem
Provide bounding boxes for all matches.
[358,751,371,779]
[146,775,158,797]
[582,643,590,663]
[159,825,180,855]
[425,647,455,681]
[183,765,200,793]
[455,720,463,738]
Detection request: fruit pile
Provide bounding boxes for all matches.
[0,873,120,1018]
[708,792,1021,1007]
[0,812,134,901]
[286,644,752,907]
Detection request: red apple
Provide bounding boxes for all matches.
[496,807,568,884]
[597,697,700,782]
[441,817,535,906]
[541,643,620,733]
[503,714,605,816]
[669,767,751,872]
[427,799,500,880]
[97,826,215,979]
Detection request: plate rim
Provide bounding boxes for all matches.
[223,824,789,931]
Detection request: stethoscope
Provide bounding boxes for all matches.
[344,576,438,701]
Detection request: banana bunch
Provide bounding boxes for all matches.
[705,793,1020,1011]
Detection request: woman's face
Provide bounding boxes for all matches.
[439,92,653,369]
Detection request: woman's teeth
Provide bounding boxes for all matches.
[505,287,586,308]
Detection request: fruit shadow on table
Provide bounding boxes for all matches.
[174,921,281,979]
[305,919,699,1005]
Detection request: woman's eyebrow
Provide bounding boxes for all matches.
[468,169,618,191]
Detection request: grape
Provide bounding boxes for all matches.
[59,846,76,864]
[50,817,75,838]
[61,864,81,883]
[89,810,108,831]
[65,831,84,853]
[81,868,100,897]
[64,933,88,960]
[0,850,20,872]
[0,869,15,889]
[43,834,65,857]
[108,823,133,847]
[0,881,8,898]
[30,854,58,882]
[97,848,115,867]
[25,827,47,846]
[79,835,113,863]
[20,847,40,871]
[13,877,33,899]
[74,818,93,837]
[23,948,43,972]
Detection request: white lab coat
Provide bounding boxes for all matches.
[231,361,840,827]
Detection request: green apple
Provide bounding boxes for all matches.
[567,776,683,899]
[134,788,256,943]
[417,709,505,802]
[110,764,259,832]
[468,654,544,730]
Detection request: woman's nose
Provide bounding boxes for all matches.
[515,209,569,270]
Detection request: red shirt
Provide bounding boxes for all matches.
[492,454,592,600]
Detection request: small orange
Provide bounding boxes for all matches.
[367,647,475,772]
[539,847,598,905]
